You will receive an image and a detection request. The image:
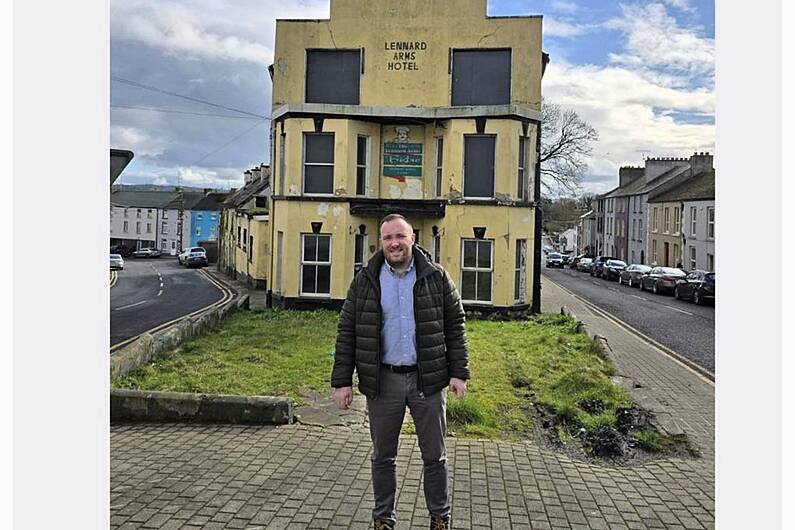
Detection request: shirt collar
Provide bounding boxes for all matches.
[385,256,414,276]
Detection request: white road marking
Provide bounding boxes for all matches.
[631,295,647,301]
[592,281,601,286]
[114,300,147,311]
[160,282,164,288]
[157,290,163,297]
[662,304,694,315]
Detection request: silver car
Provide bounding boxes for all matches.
[110,254,124,270]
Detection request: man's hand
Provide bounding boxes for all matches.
[449,378,467,399]
[334,386,353,409]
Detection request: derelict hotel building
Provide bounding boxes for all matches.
[267,0,546,311]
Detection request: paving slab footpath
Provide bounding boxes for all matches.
[111,276,714,529]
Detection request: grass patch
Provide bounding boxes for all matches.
[111,309,338,405]
[113,309,634,442]
[632,430,701,457]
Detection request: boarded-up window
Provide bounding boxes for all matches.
[451,49,511,106]
[303,133,334,194]
[306,50,361,105]
[464,136,495,198]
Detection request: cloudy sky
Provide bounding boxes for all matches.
[110,0,715,195]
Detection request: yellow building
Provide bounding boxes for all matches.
[647,200,682,268]
[267,0,546,311]
[219,165,272,289]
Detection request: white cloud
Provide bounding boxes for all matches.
[543,60,715,191]
[544,17,589,38]
[604,3,714,82]
[550,1,579,15]
[111,0,330,64]
[662,0,696,13]
[110,125,169,157]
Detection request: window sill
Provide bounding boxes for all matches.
[299,293,332,299]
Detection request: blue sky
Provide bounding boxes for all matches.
[110,0,715,194]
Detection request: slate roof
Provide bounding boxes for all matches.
[110,188,228,211]
[648,170,715,203]
[223,168,271,209]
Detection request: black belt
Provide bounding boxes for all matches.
[382,364,417,373]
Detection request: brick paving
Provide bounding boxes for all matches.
[111,277,714,529]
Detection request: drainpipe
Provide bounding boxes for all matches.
[531,121,542,313]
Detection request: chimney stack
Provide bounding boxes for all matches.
[618,166,644,188]
[689,152,713,175]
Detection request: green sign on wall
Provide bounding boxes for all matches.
[383,142,423,178]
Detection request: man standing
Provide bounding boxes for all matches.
[332,214,469,530]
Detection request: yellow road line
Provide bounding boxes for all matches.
[110,268,233,354]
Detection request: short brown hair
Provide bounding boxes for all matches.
[379,213,412,229]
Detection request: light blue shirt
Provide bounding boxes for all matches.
[380,258,417,366]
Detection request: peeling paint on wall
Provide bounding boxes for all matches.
[317,203,329,216]
[332,206,343,217]
[495,192,513,205]
[388,185,402,199]
[288,185,299,195]
[404,179,423,199]
[276,57,287,75]
[334,187,347,196]
[447,186,463,200]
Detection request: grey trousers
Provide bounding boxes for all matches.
[366,367,449,525]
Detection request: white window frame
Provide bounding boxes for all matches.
[514,239,527,303]
[147,209,153,219]
[517,136,529,201]
[707,207,715,239]
[690,246,697,270]
[300,233,332,297]
[355,135,369,197]
[136,221,141,234]
[275,231,284,294]
[707,253,714,271]
[197,213,203,220]
[690,206,697,236]
[460,238,494,304]
[161,221,168,234]
[195,227,201,236]
[146,223,152,234]
[279,132,286,196]
[673,206,680,234]
[123,221,129,233]
[664,207,670,234]
[303,132,335,196]
[652,208,658,232]
[638,219,643,243]
[434,137,444,198]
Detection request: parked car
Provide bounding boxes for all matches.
[183,247,208,268]
[110,254,124,271]
[567,254,586,269]
[618,264,652,287]
[179,246,206,265]
[577,257,594,273]
[110,244,134,257]
[601,259,628,281]
[639,266,687,295]
[132,247,161,258]
[545,252,565,268]
[590,256,618,277]
[674,270,715,305]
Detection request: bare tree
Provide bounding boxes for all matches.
[539,99,599,196]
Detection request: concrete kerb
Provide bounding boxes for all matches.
[111,389,293,425]
[110,292,249,381]
[110,270,296,425]
[556,303,690,438]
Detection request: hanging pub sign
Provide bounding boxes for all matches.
[383,126,423,181]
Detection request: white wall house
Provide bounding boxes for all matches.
[682,199,715,272]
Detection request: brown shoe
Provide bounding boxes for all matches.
[374,519,395,530]
[430,515,450,530]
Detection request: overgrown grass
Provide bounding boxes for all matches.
[111,309,339,405]
[112,310,634,441]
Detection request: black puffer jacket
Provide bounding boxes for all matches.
[331,246,469,399]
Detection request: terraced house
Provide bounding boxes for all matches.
[266,0,546,310]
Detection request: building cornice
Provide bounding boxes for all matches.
[271,103,542,124]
